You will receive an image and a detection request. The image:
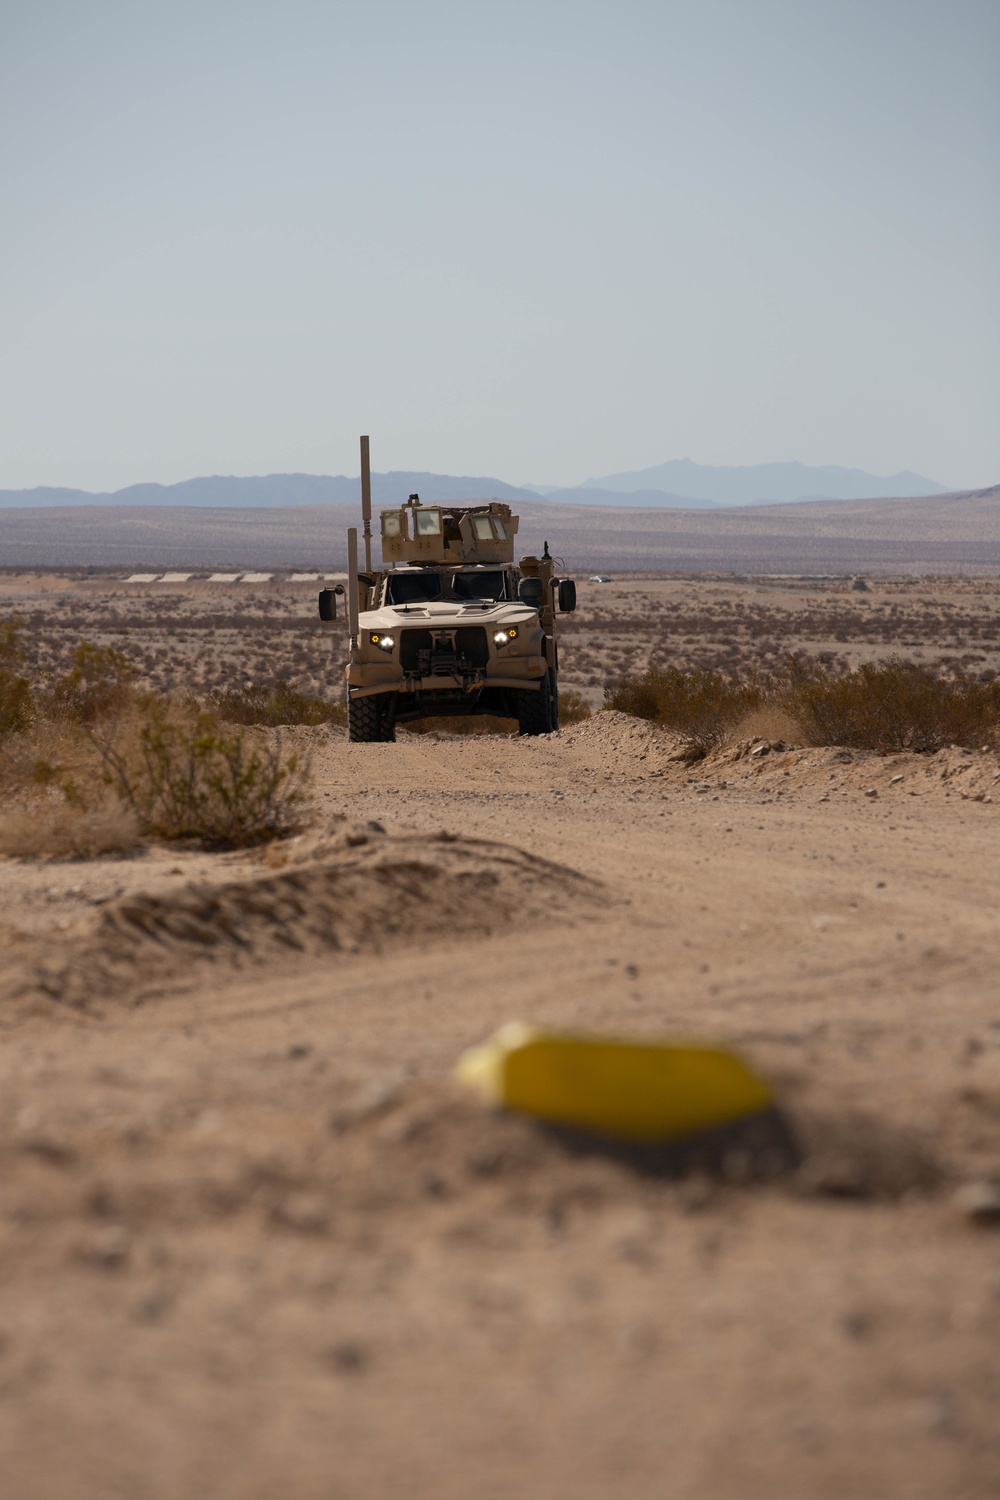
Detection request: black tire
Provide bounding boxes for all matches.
[550,668,560,732]
[348,695,395,743]
[516,672,555,736]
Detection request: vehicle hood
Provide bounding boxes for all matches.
[359,600,537,630]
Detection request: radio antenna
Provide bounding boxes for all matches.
[360,435,372,573]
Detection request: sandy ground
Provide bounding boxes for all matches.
[1,713,999,1498]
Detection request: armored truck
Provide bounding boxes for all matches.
[319,438,576,743]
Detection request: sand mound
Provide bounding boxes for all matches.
[2,829,602,1010]
[561,709,1000,807]
[558,710,681,776]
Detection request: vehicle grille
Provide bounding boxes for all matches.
[400,626,490,675]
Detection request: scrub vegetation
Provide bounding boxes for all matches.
[0,620,312,855]
[210,679,345,728]
[606,656,1000,756]
[4,570,1000,845]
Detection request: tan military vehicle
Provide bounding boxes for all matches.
[319,437,576,742]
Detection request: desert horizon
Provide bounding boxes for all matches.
[1,482,999,574]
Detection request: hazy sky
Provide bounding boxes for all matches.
[1,0,998,492]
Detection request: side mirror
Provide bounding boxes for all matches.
[518,576,544,607]
[558,579,577,613]
[318,585,345,622]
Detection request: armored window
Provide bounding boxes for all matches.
[492,518,508,540]
[414,509,442,537]
[385,572,442,604]
[473,516,494,541]
[381,511,403,538]
[452,570,507,601]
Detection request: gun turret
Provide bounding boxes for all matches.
[379,499,519,566]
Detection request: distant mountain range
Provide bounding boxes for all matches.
[568,458,949,505]
[0,472,536,510]
[0,459,952,511]
[1,484,997,573]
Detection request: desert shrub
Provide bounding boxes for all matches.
[211,679,345,728]
[606,666,770,753]
[609,656,1000,755]
[45,641,135,724]
[0,620,33,737]
[786,657,1000,753]
[0,717,92,802]
[93,703,310,847]
[559,690,593,725]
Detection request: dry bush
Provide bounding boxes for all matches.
[606,667,770,753]
[211,679,346,728]
[0,620,34,737]
[0,797,141,859]
[559,689,593,726]
[0,626,313,852]
[610,656,1000,755]
[0,718,95,805]
[93,702,310,848]
[44,641,135,724]
[786,657,1000,753]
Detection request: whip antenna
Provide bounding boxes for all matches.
[360,435,373,573]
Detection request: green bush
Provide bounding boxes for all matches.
[211,679,346,728]
[0,621,33,737]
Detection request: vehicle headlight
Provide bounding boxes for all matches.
[369,632,395,653]
[493,626,518,647]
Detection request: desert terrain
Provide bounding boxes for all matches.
[1,571,999,1498]
[1,481,999,572]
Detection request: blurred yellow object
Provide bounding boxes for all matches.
[455,1023,772,1142]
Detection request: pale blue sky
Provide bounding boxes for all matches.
[1,0,997,492]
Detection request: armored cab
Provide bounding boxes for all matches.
[319,441,575,743]
[380,497,518,566]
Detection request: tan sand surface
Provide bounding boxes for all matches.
[1,714,999,1497]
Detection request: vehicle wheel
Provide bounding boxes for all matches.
[549,669,559,731]
[348,695,394,743]
[516,674,554,736]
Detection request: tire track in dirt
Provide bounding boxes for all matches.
[1,829,604,1011]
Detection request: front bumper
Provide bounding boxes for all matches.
[345,655,547,699]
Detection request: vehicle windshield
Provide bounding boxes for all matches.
[384,569,508,605]
[452,571,508,601]
[385,572,442,604]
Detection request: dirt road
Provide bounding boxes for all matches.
[2,714,999,1498]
